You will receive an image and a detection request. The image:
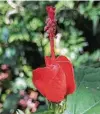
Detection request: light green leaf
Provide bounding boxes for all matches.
[16,109,25,114]
[67,66,100,114]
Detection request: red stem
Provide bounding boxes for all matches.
[50,37,55,60]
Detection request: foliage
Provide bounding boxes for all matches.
[67,64,100,114]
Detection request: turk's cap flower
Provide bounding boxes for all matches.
[32,56,76,102]
[32,5,75,103]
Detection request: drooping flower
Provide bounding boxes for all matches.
[32,6,75,103]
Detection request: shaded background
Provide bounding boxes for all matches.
[0,1,100,114]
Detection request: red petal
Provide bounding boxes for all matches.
[33,64,66,102]
[33,67,51,96]
[56,56,76,94]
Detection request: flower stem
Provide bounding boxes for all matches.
[50,37,55,61]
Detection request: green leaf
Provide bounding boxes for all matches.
[16,109,25,114]
[67,66,100,114]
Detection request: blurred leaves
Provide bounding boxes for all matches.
[1,93,20,114]
[78,1,100,35]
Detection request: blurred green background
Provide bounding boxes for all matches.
[0,1,100,114]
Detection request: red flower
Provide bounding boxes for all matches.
[33,56,75,102]
[32,6,75,102]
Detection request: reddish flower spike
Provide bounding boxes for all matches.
[44,6,56,39]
